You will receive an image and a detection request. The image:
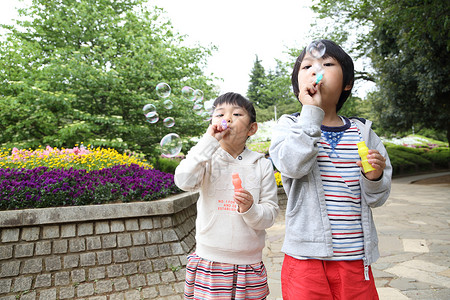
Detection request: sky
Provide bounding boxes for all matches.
[0,0,373,98]
[149,0,314,96]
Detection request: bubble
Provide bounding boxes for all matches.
[163,117,175,128]
[155,82,171,98]
[203,99,214,112]
[181,86,196,101]
[145,112,159,124]
[194,97,204,106]
[143,104,157,123]
[307,41,326,59]
[202,100,214,121]
[193,103,203,115]
[160,133,182,158]
[202,111,212,122]
[143,103,156,115]
[193,89,204,101]
[163,99,173,110]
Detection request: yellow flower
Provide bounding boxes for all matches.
[2,145,153,171]
[274,172,283,187]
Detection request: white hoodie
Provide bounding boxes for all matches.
[175,134,279,265]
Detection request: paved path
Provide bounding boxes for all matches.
[263,171,450,300]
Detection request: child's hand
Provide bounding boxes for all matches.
[298,80,322,108]
[357,149,386,180]
[233,189,254,213]
[206,123,229,141]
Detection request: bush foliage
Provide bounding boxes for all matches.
[384,144,448,176]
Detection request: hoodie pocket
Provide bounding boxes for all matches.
[285,176,326,242]
[198,213,260,252]
[207,165,230,197]
[285,176,308,216]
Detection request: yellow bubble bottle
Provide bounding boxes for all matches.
[357,141,376,173]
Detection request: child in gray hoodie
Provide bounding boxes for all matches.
[270,40,392,300]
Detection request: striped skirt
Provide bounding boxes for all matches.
[184,253,269,299]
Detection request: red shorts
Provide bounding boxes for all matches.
[281,255,379,300]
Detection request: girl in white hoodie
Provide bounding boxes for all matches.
[175,92,279,299]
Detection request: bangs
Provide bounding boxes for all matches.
[212,92,256,123]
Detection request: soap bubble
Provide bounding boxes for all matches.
[143,103,156,115]
[160,133,182,158]
[181,86,196,101]
[163,99,173,110]
[143,103,159,123]
[145,112,159,124]
[194,97,204,106]
[202,100,214,121]
[193,103,203,115]
[202,111,212,122]
[203,99,214,112]
[193,89,204,101]
[307,41,326,59]
[163,117,175,128]
[155,82,171,98]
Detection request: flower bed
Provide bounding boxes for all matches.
[0,145,151,170]
[0,146,180,210]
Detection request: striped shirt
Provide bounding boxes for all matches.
[297,117,365,261]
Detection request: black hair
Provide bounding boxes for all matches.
[212,92,256,123]
[291,39,354,112]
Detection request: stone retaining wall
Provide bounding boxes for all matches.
[276,187,287,210]
[0,188,287,300]
[0,192,198,300]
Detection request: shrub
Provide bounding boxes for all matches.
[152,157,181,174]
[422,148,450,169]
[386,145,434,175]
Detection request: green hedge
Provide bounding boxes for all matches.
[422,147,450,169]
[151,157,181,174]
[169,141,448,177]
[386,145,449,175]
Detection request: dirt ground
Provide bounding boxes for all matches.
[411,174,450,185]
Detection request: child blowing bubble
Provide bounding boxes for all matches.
[269,39,392,299]
[175,92,279,299]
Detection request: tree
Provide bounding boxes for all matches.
[339,95,371,121]
[247,55,267,107]
[263,59,295,107]
[369,1,449,141]
[0,0,216,157]
[311,0,450,142]
[247,54,297,119]
[253,58,300,122]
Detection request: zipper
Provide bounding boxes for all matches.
[363,257,369,281]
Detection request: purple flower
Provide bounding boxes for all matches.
[0,164,180,210]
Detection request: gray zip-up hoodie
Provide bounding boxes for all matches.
[269,105,392,265]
